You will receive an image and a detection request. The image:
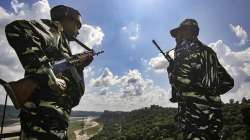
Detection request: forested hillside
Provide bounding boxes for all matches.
[91,100,250,140]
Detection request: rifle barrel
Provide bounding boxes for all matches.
[152,40,166,57]
[152,40,174,62]
[94,51,104,56]
[73,37,104,56]
[72,37,92,51]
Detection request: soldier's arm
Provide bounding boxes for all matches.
[200,49,218,93]
[5,20,55,85]
[201,48,234,95]
[215,56,234,94]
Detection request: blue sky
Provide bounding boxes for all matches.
[1,0,249,74]
[73,0,249,90]
[55,0,250,87]
[0,0,250,111]
[50,0,250,74]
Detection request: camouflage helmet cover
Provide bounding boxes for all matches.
[50,5,82,28]
[170,19,199,38]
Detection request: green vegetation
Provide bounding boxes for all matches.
[222,98,249,140]
[91,105,180,140]
[1,98,250,140]
[91,100,250,140]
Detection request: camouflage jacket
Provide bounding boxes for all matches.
[5,19,85,123]
[169,39,234,106]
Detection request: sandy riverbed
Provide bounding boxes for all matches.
[74,117,102,140]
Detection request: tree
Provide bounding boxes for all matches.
[229,99,234,104]
[242,97,248,104]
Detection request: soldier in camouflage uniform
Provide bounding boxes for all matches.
[167,19,234,140]
[5,5,93,140]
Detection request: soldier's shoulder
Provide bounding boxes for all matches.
[6,19,31,29]
[5,19,44,33]
[198,42,217,56]
[40,19,63,33]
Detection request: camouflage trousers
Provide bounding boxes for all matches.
[177,101,223,140]
[20,106,68,140]
[241,107,250,139]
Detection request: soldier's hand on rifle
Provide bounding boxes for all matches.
[79,51,94,67]
[49,77,67,95]
[166,51,174,73]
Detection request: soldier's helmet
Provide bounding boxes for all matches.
[50,5,82,28]
[170,19,199,38]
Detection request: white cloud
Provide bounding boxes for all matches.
[0,87,8,105]
[209,40,250,75]
[11,0,25,14]
[148,54,169,73]
[91,68,155,97]
[0,0,50,22]
[80,25,104,47]
[91,68,118,87]
[209,40,250,101]
[221,82,250,102]
[0,7,10,18]
[119,69,153,97]
[31,0,50,18]
[230,24,248,45]
[121,26,127,31]
[148,49,174,73]
[71,24,104,54]
[121,22,141,42]
[128,24,140,41]
[99,87,109,95]
[74,68,174,111]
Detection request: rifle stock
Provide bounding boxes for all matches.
[0,78,38,109]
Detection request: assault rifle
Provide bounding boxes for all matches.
[152,40,178,102]
[0,38,104,109]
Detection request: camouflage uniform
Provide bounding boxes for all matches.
[5,19,85,140]
[168,19,234,140]
[241,99,250,139]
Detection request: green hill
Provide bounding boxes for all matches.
[91,105,180,140]
[1,99,250,140]
[91,101,249,140]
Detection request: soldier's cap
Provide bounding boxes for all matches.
[170,19,199,38]
[50,5,82,28]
